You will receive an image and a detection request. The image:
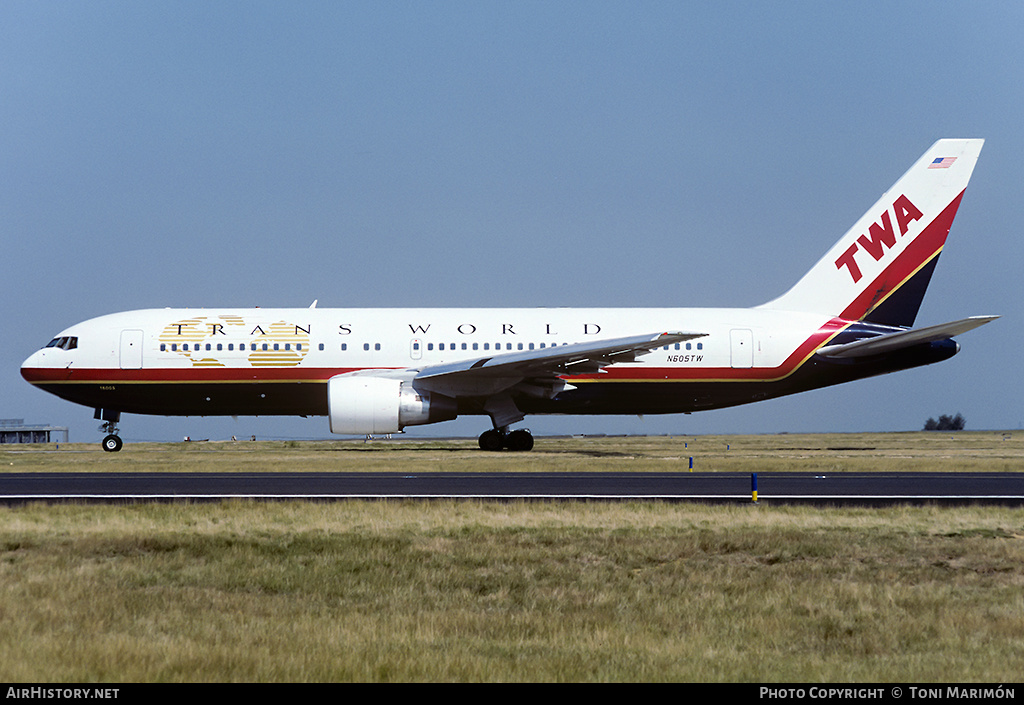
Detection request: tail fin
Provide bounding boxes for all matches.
[760,139,984,326]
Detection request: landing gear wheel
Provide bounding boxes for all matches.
[101,434,123,453]
[505,429,534,452]
[478,429,504,451]
[479,428,534,451]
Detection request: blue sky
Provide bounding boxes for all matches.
[2,2,1020,442]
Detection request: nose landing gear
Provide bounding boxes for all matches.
[95,408,123,452]
[101,433,123,453]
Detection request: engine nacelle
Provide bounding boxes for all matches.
[327,375,457,435]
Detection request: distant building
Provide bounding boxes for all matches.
[0,419,69,444]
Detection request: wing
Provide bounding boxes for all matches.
[817,315,998,359]
[411,330,706,426]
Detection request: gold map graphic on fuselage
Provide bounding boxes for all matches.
[158,316,310,367]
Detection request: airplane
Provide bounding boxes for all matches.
[21,138,996,452]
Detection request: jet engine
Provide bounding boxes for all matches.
[327,374,457,435]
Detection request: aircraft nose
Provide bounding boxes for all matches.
[21,349,48,382]
[21,351,37,374]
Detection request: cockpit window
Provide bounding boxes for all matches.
[45,336,78,351]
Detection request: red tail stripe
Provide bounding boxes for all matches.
[840,191,964,322]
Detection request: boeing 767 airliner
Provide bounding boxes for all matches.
[22,139,996,451]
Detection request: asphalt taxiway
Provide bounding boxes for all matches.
[1,471,1022,506]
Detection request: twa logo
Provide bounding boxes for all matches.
[834,195,923,283]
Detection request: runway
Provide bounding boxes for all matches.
[2,471,1022,506]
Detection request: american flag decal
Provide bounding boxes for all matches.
[928,157,957,169]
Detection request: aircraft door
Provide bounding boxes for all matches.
[410,338,423,360]
[120,329,144,369]
[730,329,753,369]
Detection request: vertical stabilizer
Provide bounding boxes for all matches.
[760,139,983,326]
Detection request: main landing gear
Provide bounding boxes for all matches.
[478,427,534,452]
[95,408,123,452]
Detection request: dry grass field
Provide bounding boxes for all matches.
[1,432,1022,682]
[4,429,1024,474]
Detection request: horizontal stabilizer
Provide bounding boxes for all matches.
[817,316,998,359]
